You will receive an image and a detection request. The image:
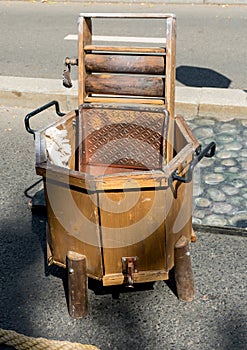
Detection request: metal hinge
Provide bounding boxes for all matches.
[122,257,138,288]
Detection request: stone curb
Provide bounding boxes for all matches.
[175,86,247,119]
[45,0,247,4]
[1,76,246,118]
[1,0,247,4]
[8,0,247,4]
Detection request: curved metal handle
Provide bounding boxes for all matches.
[171,141,216,183]
[24,100,65,138]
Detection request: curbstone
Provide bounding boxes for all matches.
[0,76,246,119]
[0,76,77,111]
[175,86,247,118]
[175,87,201,117]
[4,0,247,4]
[205,0,247,4]
[26,0,247,4]
[198,87,247,118]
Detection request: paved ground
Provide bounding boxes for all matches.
[0,105,246,350]
[188,115,247,228]
[0,1,247,90]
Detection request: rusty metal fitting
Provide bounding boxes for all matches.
[64,57,78,66]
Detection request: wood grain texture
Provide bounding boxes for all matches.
[84,96,165,105]
[103,270,169,286]
[79,13,176,19]
[78,16,92,105]
[35,15,197,292]
[44,180,103,278]
[78,14,176,109]
[164,180,194,271]
[85,54,165,74]
[84,45,166,54]
[99,188,167,276]
[85,74,164,97]
[174,236,195,302]
[165,16,176,163]
[67,251,88,318]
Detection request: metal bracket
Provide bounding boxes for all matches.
[122,257,138,288]
[171,142,216,183]
[63,57,78,88]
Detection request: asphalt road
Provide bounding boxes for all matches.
[0,1,247,89]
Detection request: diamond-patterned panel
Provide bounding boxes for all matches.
[80,105,168,170]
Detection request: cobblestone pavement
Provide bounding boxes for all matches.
[188,115,247,230]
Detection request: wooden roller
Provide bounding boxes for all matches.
[85,54,165,74]
[85,74,164,97]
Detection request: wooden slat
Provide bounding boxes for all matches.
[85,74,164,97]
[84,45,166,54]
[78,16,92,105]
[99,188,167,277]
[80,164,147,176]
[165,16,176,163]
[79,13,176,19]
[175,116,200,151]
[36,162,169,191]
[44,180,103,277]
[84,96,165,105]
[102,270,169,286]
[85,54,165,74]
[165,16,176,119]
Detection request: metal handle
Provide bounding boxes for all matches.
[63,57,78,88]
[24,100,65,138]
[171,141,216,183]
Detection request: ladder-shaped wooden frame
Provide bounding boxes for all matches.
[77,13,176,161]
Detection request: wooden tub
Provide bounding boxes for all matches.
[33,103,215,317]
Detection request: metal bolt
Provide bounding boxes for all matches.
[69,268,74,274]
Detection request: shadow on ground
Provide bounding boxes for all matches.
[176,66,231,88]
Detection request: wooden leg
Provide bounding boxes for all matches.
[66,251,88,318]
[191,227,197,243]
[174,235,195,302]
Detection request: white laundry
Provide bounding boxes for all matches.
[45,127,72,168]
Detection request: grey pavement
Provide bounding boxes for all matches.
[4,0,247,4]
[23,0,247,3]
[0,105,246,350]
